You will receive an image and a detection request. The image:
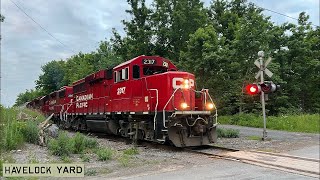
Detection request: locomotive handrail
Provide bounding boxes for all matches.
[191,89,218,124]
[59,104,64,121]
[162,87,181,128]
[63,99,73,120]
[200,89,218,124]
[148,89,158,130]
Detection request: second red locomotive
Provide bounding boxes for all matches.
[28,55,218,147]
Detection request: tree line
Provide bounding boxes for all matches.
[15,0,320,115]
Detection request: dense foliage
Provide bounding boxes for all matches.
[14,0,320,115]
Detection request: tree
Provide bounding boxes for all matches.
[36,60,66,94]
[158,0,208,61]
[62,52,94,85]
[278,13,320,113]
[93,41,123,70]
[113,0,208,62]
[112,0,153,59]
[14,89,43,106]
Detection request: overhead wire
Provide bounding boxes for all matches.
[251,3,319,27]
[9,0,77,54]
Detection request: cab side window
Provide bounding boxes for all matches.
[114,67,129,83]
[133,65,140,79]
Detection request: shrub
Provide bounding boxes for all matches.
[96,148,113,161]
[48,132,72,156]
[83,137,98,149]
[2,121,24,151]
[72,132,85,154]
[0,107,45,151]
[217,128,239,138]
[1,107,24,151]
[21,121,39,144]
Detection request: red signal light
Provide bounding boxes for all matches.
[246,84,261,95]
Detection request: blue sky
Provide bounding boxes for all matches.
[1,0,319,106]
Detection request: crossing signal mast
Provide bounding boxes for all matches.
[246,51,280,140]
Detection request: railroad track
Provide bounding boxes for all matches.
[76,131,320,178]
[186,145,320,178]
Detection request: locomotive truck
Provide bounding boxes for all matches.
[27,55,218,147]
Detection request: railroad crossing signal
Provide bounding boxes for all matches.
[255,57,273,79]
[245,83,261,95]
[246,81,280,95]
[260,81,280,94]
[247,51,281,141]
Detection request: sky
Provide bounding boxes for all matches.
[1,0,319,107]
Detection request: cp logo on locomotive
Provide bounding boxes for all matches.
[172,78,195,89]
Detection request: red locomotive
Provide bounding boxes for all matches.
[27,55,217,147]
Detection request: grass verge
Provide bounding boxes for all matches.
[0,106,44,152]
[96,148,113,161]
[48,132,98,156]
[219,113,320,133]
[217,128,239,138]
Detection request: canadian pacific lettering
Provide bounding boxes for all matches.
[76,93,93,108]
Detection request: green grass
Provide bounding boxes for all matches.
[0,106,45,152]
[21,121,39,144]
[80,154,90,162]
[117,147,140,167]
[123,147,139,155]
[85,169,97,176]
[217,128,239,138]
[72,132,85,154]
[247,135,262,140]
[48,132,73,156]
[219,113,320,133]
[1,154,16,176]
[96,148,113,161]
[61,156,72,163]
[83,136,98,149]
[118,154,130,167]
[48,131,99,157]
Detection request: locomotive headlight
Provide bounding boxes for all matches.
[207,103,215,110]
[183,79,189,89]
[181,102,188,109]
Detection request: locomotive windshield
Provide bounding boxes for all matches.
[143,66,167,76]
